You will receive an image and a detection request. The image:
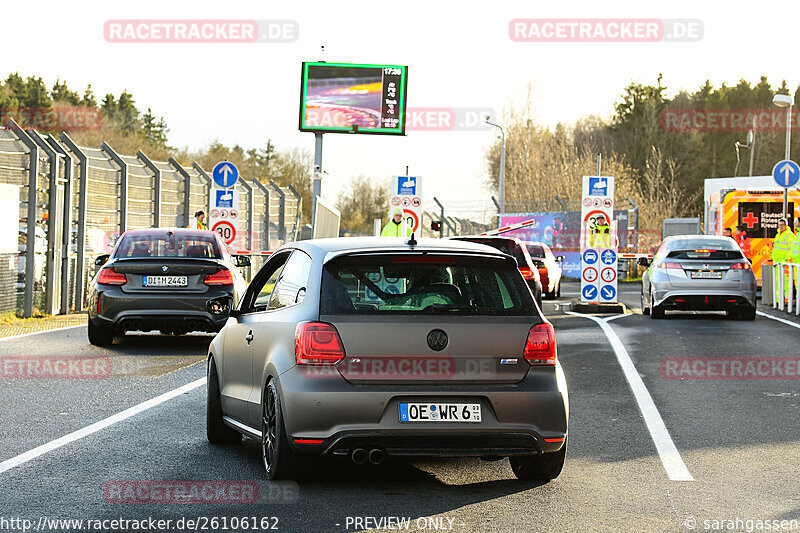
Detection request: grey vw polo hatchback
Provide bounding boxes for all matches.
[206,237,569,481]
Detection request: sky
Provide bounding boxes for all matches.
[4,0,800,222]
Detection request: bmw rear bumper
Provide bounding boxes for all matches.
[89,285,233,332]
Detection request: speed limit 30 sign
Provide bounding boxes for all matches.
[212,220,237,246]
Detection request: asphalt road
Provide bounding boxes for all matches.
[1,282,799,533]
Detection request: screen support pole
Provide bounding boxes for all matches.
[312,132,323,229]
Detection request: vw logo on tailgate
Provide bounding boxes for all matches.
[427,329,448,351]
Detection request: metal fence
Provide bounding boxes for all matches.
[0,120,302,317]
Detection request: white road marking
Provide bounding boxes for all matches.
[0,377,206,475]
[0,324,85,343]
[567,311,694,481]
[756,310,800,329]
[603,313,632,322]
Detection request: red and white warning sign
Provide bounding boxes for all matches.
[403,208,420,233]
[582,267,598,283]
[411,196,421,207]
[391,196,401,206]
[402,197,411,207]
[229,209,238,219]
[220,209,228,218]
[603,198,613,208]
[601,267,617,283]
[212,220,237,245]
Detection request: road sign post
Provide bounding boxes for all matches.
[580,175,617,303]
[208,187,240,248]
[388,176,422,235]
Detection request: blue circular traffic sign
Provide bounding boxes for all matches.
[601,249,617,265]
[212,161,239,188]
[583,249,598,264]
[772,159,800,188]
[582,284,598,301]
[600,284,616,301]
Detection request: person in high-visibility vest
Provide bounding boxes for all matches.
[381,208,412,237]
[772,218,794,300]
[188,210,207,230]
[590,215,611,248]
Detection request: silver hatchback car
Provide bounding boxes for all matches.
[206,237,569,481]
[639,235,757,320]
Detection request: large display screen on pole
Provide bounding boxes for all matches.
[299,62,408,135]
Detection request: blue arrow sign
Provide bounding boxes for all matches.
[582,284,598,300]
[600,284,616,301]
[212,161,239,188]
[601,249,617,265]
[772,160,800,188]
[583,249,598,264]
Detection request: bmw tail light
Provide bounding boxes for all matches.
[204,269,234,285]
[657,262,682,269]
[518,266,536,280]
[523,322,557,366]
[295,321,345,365]
[730,262,751,270]
[97,268,126,285]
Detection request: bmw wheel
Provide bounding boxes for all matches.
[88,319,114,346]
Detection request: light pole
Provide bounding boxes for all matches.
[773,93,794,218]
[485,117,505,221]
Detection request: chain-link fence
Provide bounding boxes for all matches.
[0,120,302,317]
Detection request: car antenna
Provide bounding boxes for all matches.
[406,232,417,246]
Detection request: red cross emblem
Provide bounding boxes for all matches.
[742,212,758,229]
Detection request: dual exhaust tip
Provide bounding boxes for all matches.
[350,448,385,465]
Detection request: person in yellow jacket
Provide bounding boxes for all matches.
[381,208,412,237]
[772,218,794,300]
[188,211,207,230]
[589,215,611,248]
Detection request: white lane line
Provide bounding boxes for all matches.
[0,324,85,343]
[566,311,694,481]
[0,377,206,475]
[756,310,800,329]
[603,313,632,323]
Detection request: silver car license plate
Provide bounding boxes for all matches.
[399,403,481,423]
[143,275,188,287]
[690,271,722,279]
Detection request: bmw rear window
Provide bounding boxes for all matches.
[115,232,222,259]
[321,254,536,315]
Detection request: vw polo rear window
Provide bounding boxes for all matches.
[321,254,535,315]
